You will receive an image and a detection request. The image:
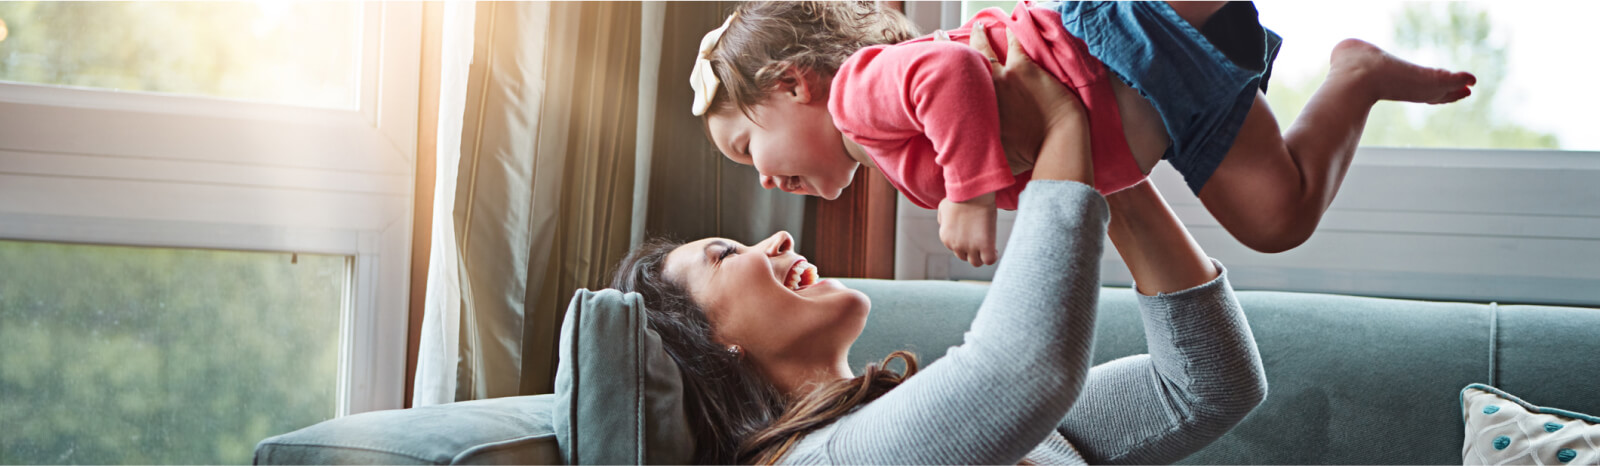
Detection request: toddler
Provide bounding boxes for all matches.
[690,1,1475,264]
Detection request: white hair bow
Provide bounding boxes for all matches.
[690,13,738,116]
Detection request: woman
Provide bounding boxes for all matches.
[612,30,1266,464]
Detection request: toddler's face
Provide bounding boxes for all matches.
[706,96,858,200]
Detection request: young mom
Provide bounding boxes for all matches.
[612,26,1267,465]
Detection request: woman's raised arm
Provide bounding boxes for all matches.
[1059,180,1266,464]
[971,29,1266,464]
[794,28,1109,465]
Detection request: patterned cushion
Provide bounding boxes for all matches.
[1461,383,1599,465]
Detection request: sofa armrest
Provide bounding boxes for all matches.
[254,394,560,465]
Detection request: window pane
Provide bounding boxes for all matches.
[957,1,1596,151]
[0,240,345,464]
[1259,1,1594,151]
[0,2,362,109]
[962,0,1012,21]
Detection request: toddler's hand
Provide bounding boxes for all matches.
[937,193,999,267]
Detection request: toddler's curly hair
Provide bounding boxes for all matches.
[704,1,918,119]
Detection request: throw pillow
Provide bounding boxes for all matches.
[552,289,695,465]
[1461,383,1598,465]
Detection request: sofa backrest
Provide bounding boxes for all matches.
[258,280,1596,465]
[839,278,1600,465]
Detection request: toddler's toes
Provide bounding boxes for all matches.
[1435,86,1473,104]
[1332,38,1478,104]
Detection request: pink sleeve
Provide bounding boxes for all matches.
[835,41,1016,204]
[907,42,1016,203]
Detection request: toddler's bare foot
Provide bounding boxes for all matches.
[1329,38,1476,104]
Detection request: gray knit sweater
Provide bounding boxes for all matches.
[780,180,1267,464]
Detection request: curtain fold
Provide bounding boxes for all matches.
[521,1,645,395]
[450,1,551,401]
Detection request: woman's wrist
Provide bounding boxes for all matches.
[1104,181,1219,295]
[1030,115,1092,185]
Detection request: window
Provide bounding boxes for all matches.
[0,2,362,109]
[954,1,1598,151]
[894,2,1600,307]
[0,2,421,461]
[1256,1,1598,151]
[0,240,346,464]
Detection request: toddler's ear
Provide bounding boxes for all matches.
[777,66,817,104]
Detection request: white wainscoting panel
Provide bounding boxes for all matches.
[895,148,1600,307]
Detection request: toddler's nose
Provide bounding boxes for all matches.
[759,174,779,190]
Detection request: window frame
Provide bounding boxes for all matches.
[893,2,1600,307]
[0,1,422,415]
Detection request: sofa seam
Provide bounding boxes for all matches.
[566,294,584,464]
[1487,302,1499,387]
[633,296,646,464]
[451,433,559,464]
[258,441,440,464]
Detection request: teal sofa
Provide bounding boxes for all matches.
[255,279,1600,464]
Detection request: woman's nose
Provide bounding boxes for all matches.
[763,231,793,256]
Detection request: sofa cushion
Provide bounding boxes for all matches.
[1461,383,1599,465]
[253,395,560,465]
[838,278,1600,465]
[552,289,694,464]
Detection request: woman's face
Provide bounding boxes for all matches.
[663,231,870,371]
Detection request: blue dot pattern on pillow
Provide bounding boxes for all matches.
[1461,384,1600,466]
[1557,449,1577,463]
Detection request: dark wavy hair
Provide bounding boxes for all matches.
[610,238,918,464]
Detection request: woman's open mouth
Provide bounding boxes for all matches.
[784,260,819,291]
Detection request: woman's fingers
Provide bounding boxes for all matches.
[968,22,993,57]
[1001,29,1050,84]
[969,22,1001,75]
[1003,29,1029,72]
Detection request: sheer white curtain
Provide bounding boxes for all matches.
[413,0,477,407]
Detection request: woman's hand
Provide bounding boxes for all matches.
[963,23,1091,185]
[967,23,1086,142]
[959,24,1216,293]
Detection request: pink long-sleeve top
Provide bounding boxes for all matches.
[828,2,1145,210]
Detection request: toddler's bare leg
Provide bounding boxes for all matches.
[1165,2,1227,28]
[1197,39,1475,253]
